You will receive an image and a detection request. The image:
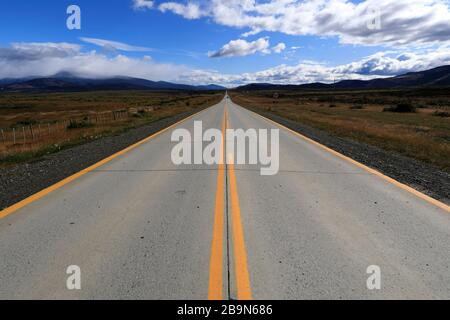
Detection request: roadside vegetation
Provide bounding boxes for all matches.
[230,88,450,171]
[0,90,223,166]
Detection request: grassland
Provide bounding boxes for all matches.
[0,90,223,165]
[230,88,450,171]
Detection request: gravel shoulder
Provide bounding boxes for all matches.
[0,106,208,210]
[246,107,450,205]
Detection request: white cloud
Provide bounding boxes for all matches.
[133,0,154,10]
[80,37,153,52]
[0,42,187,81]
[209,38,286,58]
[0,42,81,61]
[187,47,450,86]
[209,37,271,58]
[154,0,450,47]
[158,2,204,19]
[1,42,450,87]
[335,49,450,76]
[272,43,286,53]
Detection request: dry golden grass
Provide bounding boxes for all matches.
[0,90,223,164]
[231,90,450,171]
[0,90,221,127]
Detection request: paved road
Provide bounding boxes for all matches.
[0,95,449,299]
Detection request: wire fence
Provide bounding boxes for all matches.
[0,108,151,156]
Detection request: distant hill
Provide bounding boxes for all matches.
[2,65,449,92]
[196,84,228,90]
[235,65,450,90]
[0,74,226,92]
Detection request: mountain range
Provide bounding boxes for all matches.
[235,65,450,90]
[1,65,450,92]
[0,73,226,92]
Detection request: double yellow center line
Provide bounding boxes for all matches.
[208,101,252,300]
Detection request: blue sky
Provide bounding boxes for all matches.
[0,0,450,86]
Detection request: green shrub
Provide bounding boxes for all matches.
[67,120,92,129]
[383,103,417,113]
[15,119,38,126]
[317,96,332,103]
[433,111,450,118]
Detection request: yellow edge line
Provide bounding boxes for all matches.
[208,109,226,300]
[226,107,253,300]
[240,104,450,213]
[0,105,214,220]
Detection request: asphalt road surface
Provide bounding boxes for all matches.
[0,95,449,300]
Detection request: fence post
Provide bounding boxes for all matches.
[30,125,35,141]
